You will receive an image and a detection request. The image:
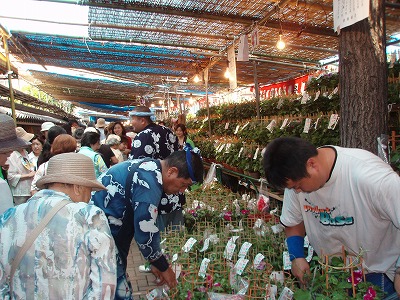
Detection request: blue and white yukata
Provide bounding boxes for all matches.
[92,159,167,300]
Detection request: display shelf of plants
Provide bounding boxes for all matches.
[188,74,341,177]
[188,71,400,178]
[142,182,383,300]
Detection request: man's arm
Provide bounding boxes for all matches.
[284,222,310,285]
[133,202,177,288]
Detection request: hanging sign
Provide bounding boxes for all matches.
[251,26,260,48]
[333,0,369,32]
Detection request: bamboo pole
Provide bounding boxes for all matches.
[0,25,16,123]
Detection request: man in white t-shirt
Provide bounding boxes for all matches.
[263,137,400,299]
[0,114,31,214]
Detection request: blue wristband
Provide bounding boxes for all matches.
[286,236,305,261]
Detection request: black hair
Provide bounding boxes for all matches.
[73,127,85,140]
[30,134,44,145]
[80,131,101,148]
[262,136,318,190]
[111,121,128,136]
[37,126,67,167]
[164,150,204,184]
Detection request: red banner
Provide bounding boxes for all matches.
[252,74,311,99]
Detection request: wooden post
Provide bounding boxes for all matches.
[253,60,261,122]
[0,25,16,124]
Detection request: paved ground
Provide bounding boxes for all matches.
[126,241,160,299]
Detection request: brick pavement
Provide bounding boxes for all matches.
[126,241,160,299]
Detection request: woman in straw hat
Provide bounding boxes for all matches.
[7,127,36,205]
[0,152,117,299]
[0,114,31,214]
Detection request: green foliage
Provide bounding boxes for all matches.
[305,73,339,93]
[390,145,400,172]
[21,85,75,114]
[294,256,384,300]
[194,139,216,160]
[388,59,400,104]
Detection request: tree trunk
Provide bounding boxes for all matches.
[339,0,387,154]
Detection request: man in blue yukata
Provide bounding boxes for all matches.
[91,149,204,299]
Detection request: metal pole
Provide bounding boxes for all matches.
[253,61,261,121]
[0,26,16,123]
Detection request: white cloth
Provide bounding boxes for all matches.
[0,178,13,215]
[280,146,400,280]
[111,148,124,163]
[31,162,48,193]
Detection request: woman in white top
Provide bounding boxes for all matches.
[7,127,36,205]
[0,115,31,214]
[28,134,44,170]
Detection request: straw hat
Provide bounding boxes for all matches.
[95,118,106,128]
[36,152,106,191]
[0,114,31,154]
[41,121,55,132]
[15,127,34,142]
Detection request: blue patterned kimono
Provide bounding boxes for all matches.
[128,123,185,215]
[91,159,165,300]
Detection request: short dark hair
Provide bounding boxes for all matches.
[165,150,204,184]
[263,137,318,190]
[81,132,100,147]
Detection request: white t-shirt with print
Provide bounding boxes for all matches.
[280,146,400,280]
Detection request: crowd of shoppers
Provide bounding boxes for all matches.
[0,112,201,299]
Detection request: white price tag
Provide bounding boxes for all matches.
[198,258,210,278]
[146,288,161,299]
[238,147,243,158]
[182,237,197,252]
[328,114,339,130]
[282,251,292,270]
[234,257,249,275]
[280,118,289,129]
[306,245,314,262]
[314,90,320,101]
[253,253,265,269]
[199,238,210,252]
[303,118,311,133]
[253,147,259,160]
[301,91,311,104]
[278,287,294,300]
[266,120,277,133]
[223,236,239,260]
[314,117,320,129]
[238,242,252,258]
